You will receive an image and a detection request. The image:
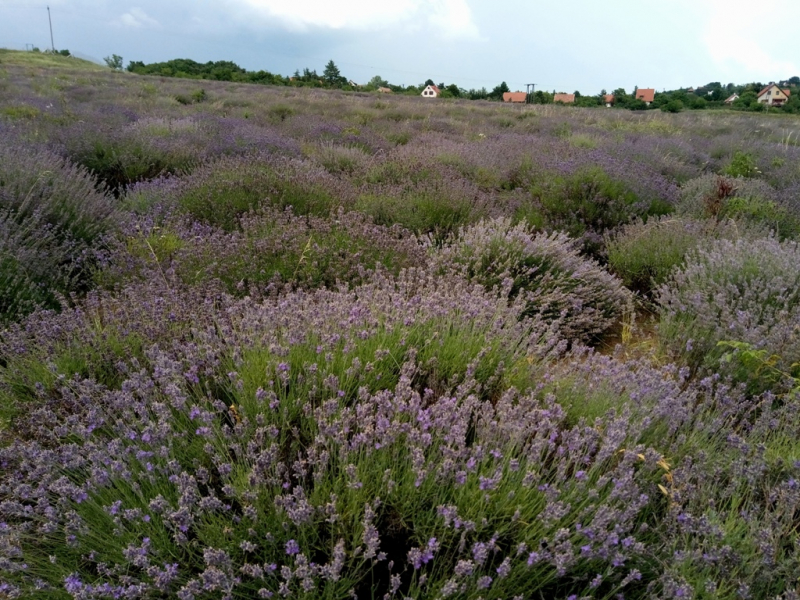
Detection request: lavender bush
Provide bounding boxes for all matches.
[126,155,356,230]
[432,218,631,344]
[526,166,674,259]
[656,236,800,387]
[0,268,704,598]
[0,142,116,322]
[605,216,766,295]
[107,207,426,295]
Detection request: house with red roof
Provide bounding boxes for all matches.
[553,93,575,104]
[604,94,614,107]
[502,91,527,103]
[421,84,440,98]
[634,88,655,105]
[757,83,791,106]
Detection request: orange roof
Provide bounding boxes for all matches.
[503,91,527,103]
[783,89,791,97]
[553,93,575,104]
[635,88,655,102]
[604,94,614,103]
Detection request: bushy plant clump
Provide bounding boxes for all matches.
[110,207,426,295]
[127,155,355,230]
[55,114,300,196]
[605,216,765,295]
[0,143,116,322]
[431,218,631,344]
[657,236,800,386]
[677,173,800,239]
[526,166,673,258]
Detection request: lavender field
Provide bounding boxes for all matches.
[2,50,800,599]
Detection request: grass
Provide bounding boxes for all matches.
[0,48,108,71]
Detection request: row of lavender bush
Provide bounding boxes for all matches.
[1,55,800,598]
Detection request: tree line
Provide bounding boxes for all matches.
[117,56,800,112]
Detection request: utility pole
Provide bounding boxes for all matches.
[47,6,55,52]
[525,83,536,104]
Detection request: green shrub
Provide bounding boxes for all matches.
[268,104,294,121]
[356,190,476,243]
[606,216,761,295]
[133,157,350,231]
[312,142,371,175]
[529,167,671,258]
[661,100,683,113]
[723,151,760,178]
[120,208,426,294]
[677,174,798,238]
[68,135,198,196]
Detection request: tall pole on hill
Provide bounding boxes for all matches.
[525,83,536,104]
[47,6,55,52]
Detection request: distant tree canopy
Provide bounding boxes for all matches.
[367,75,389,89]
[126,58,287,86]
[488,81,510,100]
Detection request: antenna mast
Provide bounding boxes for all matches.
[47,6,55,52]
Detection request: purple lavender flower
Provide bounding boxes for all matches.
[285,539,300,556]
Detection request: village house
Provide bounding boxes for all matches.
[502,91,527,103]
[724,93,739,105]
[604,94,614,107]
[421,84,440,98]
[377,87,392,93]
[634,88,655,105]
[757,83,791,106]
[553,93,575,104]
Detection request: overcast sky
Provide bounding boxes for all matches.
[2,0,799,94]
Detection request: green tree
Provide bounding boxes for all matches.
[104,54,123,70]
[367,75,389,89]
[322,60,345,86]
[488,81,510,100]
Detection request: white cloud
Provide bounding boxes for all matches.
[114,7,160,29]
[704,0,800,77]
[235,0,479,38]
[426,0,479,39]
